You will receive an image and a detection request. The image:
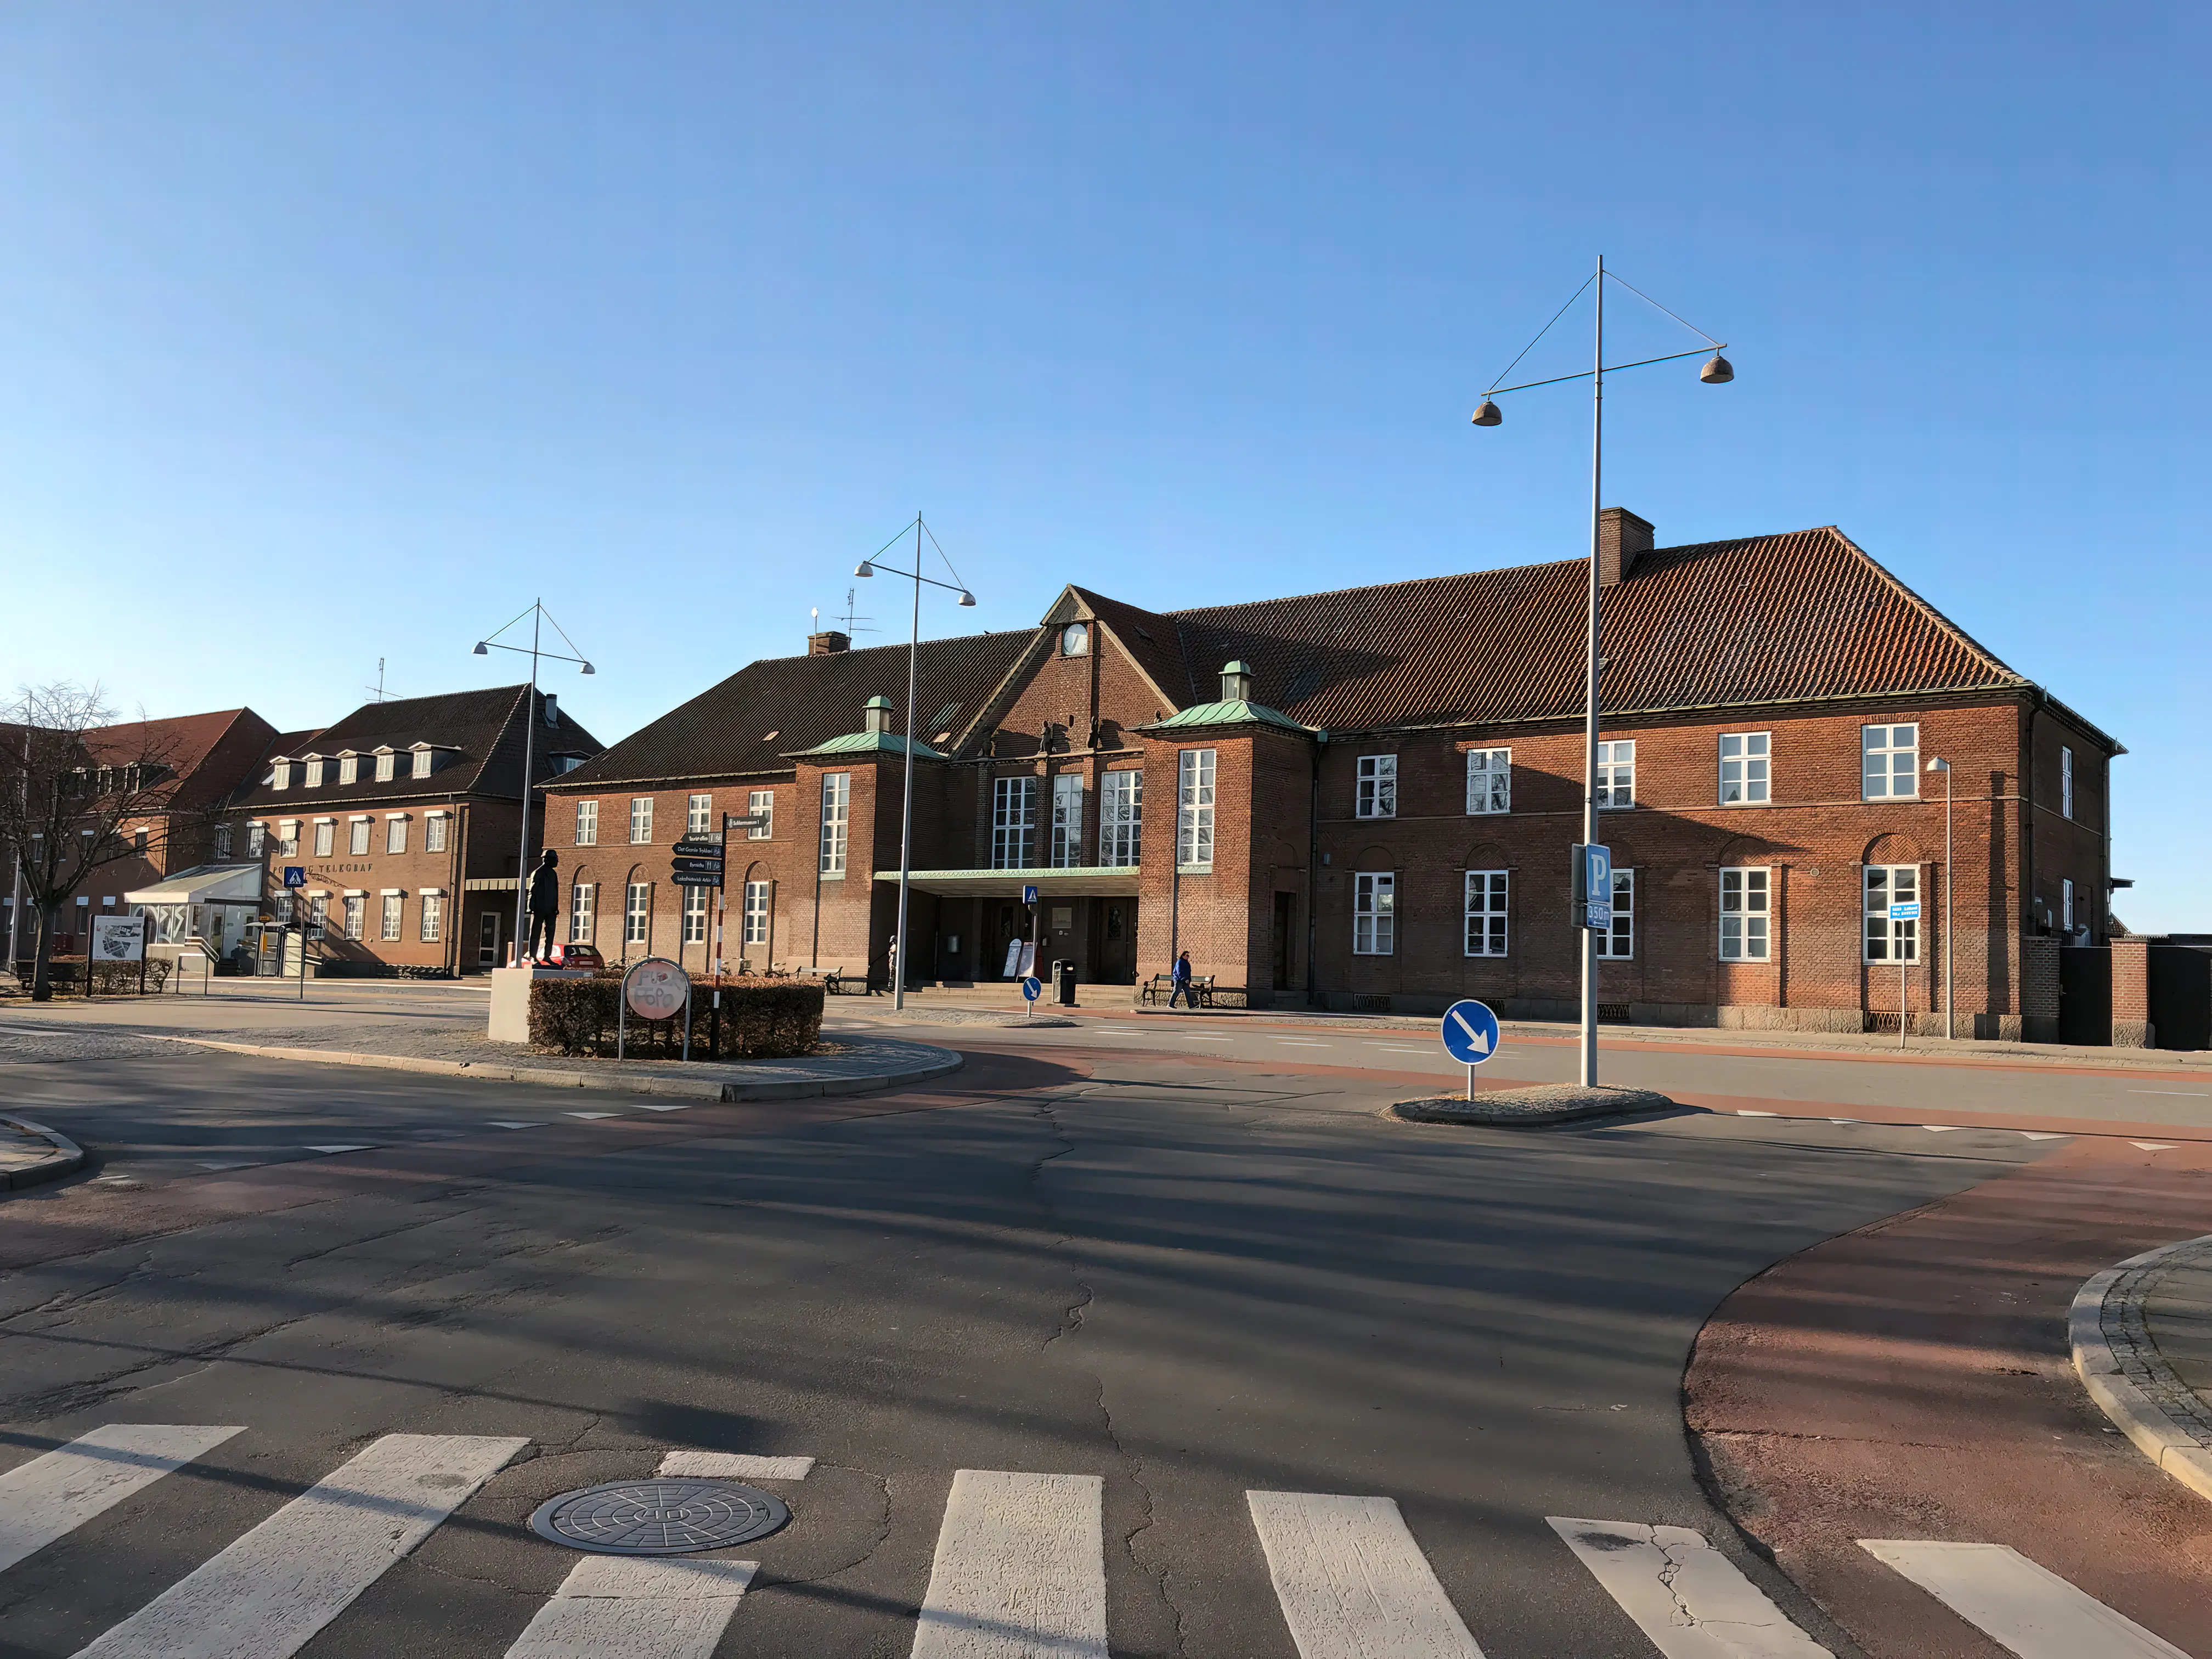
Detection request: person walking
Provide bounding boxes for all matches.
[1168,949,1195,1010]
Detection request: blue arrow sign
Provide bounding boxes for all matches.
[1440,998,1500,1065]
[1021,975,1043,1002]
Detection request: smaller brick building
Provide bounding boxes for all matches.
[214,685,602,974]
[543,514,2124,1037]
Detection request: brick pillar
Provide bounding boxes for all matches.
[2021,934,2060,1043]
[2111,938,2153,1048]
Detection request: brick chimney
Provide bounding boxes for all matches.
[1597,508,1654,588]
[808,630,850,656]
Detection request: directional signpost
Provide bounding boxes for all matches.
[670,836,725,890]
[1889,900,1921,1049]
[1440,997,1501,1102]
[1021,973,1043,1022]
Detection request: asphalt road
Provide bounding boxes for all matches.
[0,1032,2064,1657]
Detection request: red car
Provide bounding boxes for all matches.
[541,942,604,971]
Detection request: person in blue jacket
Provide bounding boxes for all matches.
[1169,949,1195,1010]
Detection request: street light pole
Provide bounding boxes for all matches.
[854,518,977,1013]
[473,601,594,968]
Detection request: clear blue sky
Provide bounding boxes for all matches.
[2,5,2203,927]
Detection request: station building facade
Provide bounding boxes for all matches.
[543,512,2121,1037]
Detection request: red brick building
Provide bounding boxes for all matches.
[543,514,2120,1037]
[217,685,602,974]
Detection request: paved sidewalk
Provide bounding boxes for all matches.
[2076,1233,2212,1501]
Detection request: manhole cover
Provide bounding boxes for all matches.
[528,1479,790,1555]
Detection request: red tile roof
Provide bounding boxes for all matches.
[83,708,280,812]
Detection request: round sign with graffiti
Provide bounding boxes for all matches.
[622,957,689,1022]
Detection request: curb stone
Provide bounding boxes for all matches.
[0,1114,87,1190]
[153,1035,964,1103]
[1390,1082,1677,1128]
[2069,1233,2212,1505]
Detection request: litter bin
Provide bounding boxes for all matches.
[1053,958,1077,1006]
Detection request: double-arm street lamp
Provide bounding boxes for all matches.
[855,516,977,1012]
[1471,257,1733,1088]
[473,601,594,965]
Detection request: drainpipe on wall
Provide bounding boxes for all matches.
[1306,731,1325,1006]
[445,793,462,979]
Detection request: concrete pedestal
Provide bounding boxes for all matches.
[489,965,591,1043]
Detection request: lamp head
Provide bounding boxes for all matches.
[580,662,595,676]
[472,642,488,656]
[1471,398,1503,427]
[957,590,977,607]
[1925,756,1949,772]
[854,561,874,578]
[1700,353,1734,385]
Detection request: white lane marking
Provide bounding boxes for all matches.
[1859,1538,2188,1658]
[2130,1142,2178,1152]
[656,1452,815,1481]
[304,1145,376,1155]
[1176,1035,1232,1041]
[196,1161,257,1171]
[1828,1118,1859,1125]
[74,1432,528,1659]
[1736,1109,1780,1118]
[910,1469,1107,1659]
[633,1102,695,1112]
[1549,1516,1831,1657]
[0,1425,245,1576]
[566,1111,620,1120]
[1246,1489,1486,1658]
[1922,1125,1969,1133]
[503,1556,756,1659]
[488,1121,544,1130]
[1372,1045,1431,1053]
[2021,1131,2069,1141]
[2127,1090,2208,1098]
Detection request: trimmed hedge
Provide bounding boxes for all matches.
[44,957,172,996]
[528,973,824,1060]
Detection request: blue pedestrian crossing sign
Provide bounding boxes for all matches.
[1022,884,1040,905]
[1441,998,1500,1065]
[281,866,306,889]
[1021,975,1043,1001]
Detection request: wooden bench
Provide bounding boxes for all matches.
[1142,973,1233,1006]
[794,964,872,996]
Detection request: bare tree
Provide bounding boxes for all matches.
[0,683,190,1000]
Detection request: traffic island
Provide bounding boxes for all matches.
[2070,1232,2212,1503]
[1390,1082,1677,1128]
[1,1114,87,1190]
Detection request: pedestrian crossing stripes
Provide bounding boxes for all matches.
[0,1426,2191,1656]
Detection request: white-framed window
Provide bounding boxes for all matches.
[1463,870,1508,957]
[1049,774,1084,867]
[1720,867,1771,961]
[747,789,773,840]
[2062,877,2075,932]
[625,881,651,945]
[575,800,598,845]
[425,813,448,854]
[687,793,712,836]
[411,748,432,779]
[1059,620,1090,657]
[338,754,358,786]
[214,825,233,860]
[819,773,849,874]
[1356,754,1397,819]
[569,883,595,944]
[386,817,408,855]
[992,776,1037,869]
[272,761,291,791]
[380,893,403,940]
[1465,747,1510,815]
[270,891,292,923]
[1099,770,1142,866]
[313,821,335,857]
[307,894,329,931]
[278,821,300,857]
[2061,747,2074,820]
[682,887,708,943]
[1863,865,1918,962]
[742,880,769,946]
[1177,749,1216,870]
[1596,740,1635,808]
[1719,732,1769,805]
[349,819,372,855]
[343,894,364,939]
[1598,868,1634,959]
[1353,871,1395,955]
[375,751,395,782]
[1863,724,1918,800]
[629,797,653,844]
[305,758,324,788]
[419,891,443,942]
[247,822,266,856]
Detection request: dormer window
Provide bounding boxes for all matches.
[375,749,396,783]
[272,761,292,791]
[338,753,358,786]
[304,757,324,788]
[410,746,434,779]
[1060,622,1090,657]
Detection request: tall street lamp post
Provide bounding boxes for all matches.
[1472,257,1733,1088]
[1927,755,1953,1039]
[855,516,977,1012]
[473,601,594,966]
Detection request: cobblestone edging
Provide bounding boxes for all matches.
[2070,1233,2212,1503]
[0,1114,87,1190]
